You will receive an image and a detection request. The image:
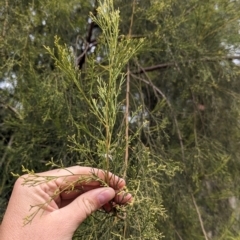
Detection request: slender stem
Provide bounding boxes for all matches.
[128,0,135,37]
[123,67,130,180]
[123,0,136,179]
[175,229,184,240]
[105,124,110,184]
[130,73,185,162]
[123,2,136,236]
[0,135,14,169]
[2,0,8,38]
[0,135,14,195]
[191,194,209,240]
[0,103,22,119]
[133,56,240,74]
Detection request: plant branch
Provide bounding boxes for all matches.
[191,193,209,240]
[130,73,185,162]
[0,0,9,59]
[0,135,14,169]
[134,60,159,99]
[0,102,22,119]
[123,67,130,180]
[2,0,8,38]
[163,36,182,73]
[175,229,184,240]
[123,0,136,180]
[133,56,240,74]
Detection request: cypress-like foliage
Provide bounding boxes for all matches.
[1,0,240,239]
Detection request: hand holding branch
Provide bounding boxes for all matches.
[0,166,132,240]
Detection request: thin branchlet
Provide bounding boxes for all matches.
[18,164,131,225]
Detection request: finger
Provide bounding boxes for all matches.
[60,185,99,200]
[59,188,132,208]
[114,192,132,204]
[54,187,115,232]
[102,192,132,213]
[38,166,126,190]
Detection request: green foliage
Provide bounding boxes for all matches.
[1,0,240,239]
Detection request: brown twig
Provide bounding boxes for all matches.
[163,36,182,73]
[133,56,240,74]
[134,60,159,100]
[0,102,22,120]
[76,4,99,69]
[0,0,9,59]
[0,135,14,169]
[130,73,185,161]
[0,103,22,119]
[2,0,9,38]
[175,229,184,240]
[75,42,89,67]
[123,67,130,180]
[123,1,137,236]
[191,193,209,240]
[123,0,136,179]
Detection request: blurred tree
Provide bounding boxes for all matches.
[1,0,240,239]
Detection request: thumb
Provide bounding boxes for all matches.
[57,187,115,231]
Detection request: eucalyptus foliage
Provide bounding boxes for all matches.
[1,0,240,239]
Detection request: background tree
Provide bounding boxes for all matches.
[1,0,240,239]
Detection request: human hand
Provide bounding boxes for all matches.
[0,166,131,240]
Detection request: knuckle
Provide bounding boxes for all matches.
[15,175,25,187]
[81,197,96,217]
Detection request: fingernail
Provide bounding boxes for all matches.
[98,188,114,205]
[124,193,132,200]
